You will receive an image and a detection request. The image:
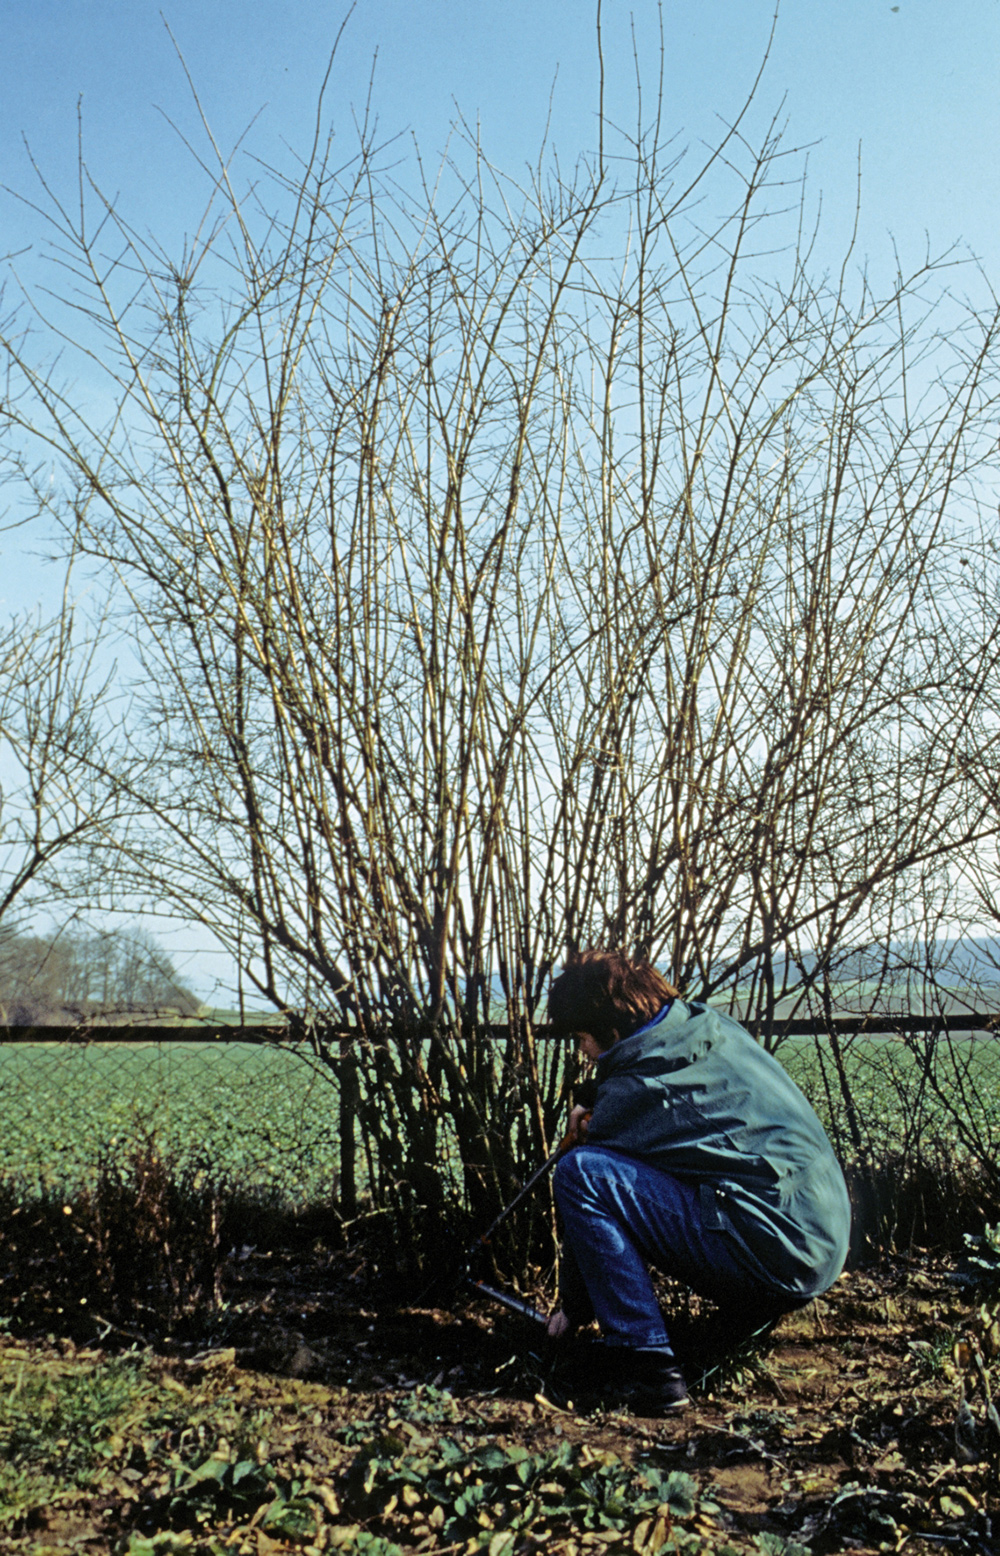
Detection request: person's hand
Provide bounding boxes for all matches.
[546,1307,572,1340]
[567,1104,591,1143]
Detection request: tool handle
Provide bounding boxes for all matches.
[468,1111,594,1255]
[467,1276,548,1325]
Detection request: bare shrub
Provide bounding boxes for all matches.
[3,25,1000,1240]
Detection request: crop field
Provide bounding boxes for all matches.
[0,1040,342,1203]
[3,1029,1000,1206]
[779,1030,1000,1157]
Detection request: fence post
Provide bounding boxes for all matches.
[339,1031,359,1219]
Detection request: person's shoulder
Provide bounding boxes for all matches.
[665,1001,769,1063]
[626,1000,717,1064]
[681,1001,753,1038]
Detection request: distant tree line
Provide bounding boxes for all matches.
[0,925,200,1025]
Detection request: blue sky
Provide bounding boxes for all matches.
[2,0,999,998]
[3,1,999,280]
[4,0,998,611]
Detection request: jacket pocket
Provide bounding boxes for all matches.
[699,1180,727,1232]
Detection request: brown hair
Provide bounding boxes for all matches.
[547,949,679,1051]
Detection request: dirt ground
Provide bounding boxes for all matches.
[2,1238,999,1555]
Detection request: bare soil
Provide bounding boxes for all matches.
[2,1242,998,1555]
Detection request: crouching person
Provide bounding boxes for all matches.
[546,950,851,1415]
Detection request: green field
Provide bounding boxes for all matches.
[3,1030,1000,1206]
[0,1041,342,1203]
[778,1029,1000,1153]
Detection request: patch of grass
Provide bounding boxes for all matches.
[0,1340,316,1551]
[0,1351,147,1474]
[0,1350,158,1530]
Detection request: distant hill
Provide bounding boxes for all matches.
[711,938,1000,991]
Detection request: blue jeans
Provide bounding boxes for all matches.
[553,1145,784,1353]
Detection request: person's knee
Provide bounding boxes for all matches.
[555,1145,625,1217]
[553,1145,597,1208]
[553,1149,582,1196]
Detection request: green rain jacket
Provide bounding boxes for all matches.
[586,1000,852,1299]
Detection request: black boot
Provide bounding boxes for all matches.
[609,1346,690,1414]
[546,1341,689,1415]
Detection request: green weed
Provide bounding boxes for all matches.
[134,1451,319,1545]
[0,1351,155,1530]
[341,1429,709,1549]
[962,1222,1000,1296]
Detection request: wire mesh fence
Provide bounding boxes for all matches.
[5,1014,1000,1230]
[0,1027,342,1205]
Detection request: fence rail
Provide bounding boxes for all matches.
[3,1011,1000,1044]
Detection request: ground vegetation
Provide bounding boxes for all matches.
[2,1188,1000,1556]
